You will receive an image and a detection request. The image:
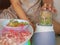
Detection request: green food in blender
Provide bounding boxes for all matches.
[40,10,52,26]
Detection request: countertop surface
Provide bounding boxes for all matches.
[56,35,60,45]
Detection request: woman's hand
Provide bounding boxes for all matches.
[41,3,57,13]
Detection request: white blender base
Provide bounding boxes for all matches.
[32,25,55,45]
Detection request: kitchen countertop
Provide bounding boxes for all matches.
[56,35,60,45]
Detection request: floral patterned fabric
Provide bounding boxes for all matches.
[0,0,41,24]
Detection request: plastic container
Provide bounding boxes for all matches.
[24,40,31,45]
[3,19,29,31]
[0,19,33,45]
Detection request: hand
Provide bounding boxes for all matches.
[41,3,57,13]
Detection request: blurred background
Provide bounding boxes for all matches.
[0,0,10,10]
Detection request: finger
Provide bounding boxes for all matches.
[41,3,47,10]
[51,7,57,13]
[49,7,52,11]
[47,4,52,11]
[53,8,57,13]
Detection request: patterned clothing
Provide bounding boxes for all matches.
[0,0,41,24]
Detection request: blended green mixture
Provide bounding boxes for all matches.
[39,10,52,26]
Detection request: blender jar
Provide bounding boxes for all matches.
[39,10,52,26]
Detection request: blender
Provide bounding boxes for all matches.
[32,10,56,45]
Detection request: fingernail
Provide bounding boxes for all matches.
[41,6,46,10]
[49,7,52,11]
[43,7,46,10]
[52,10,56,14]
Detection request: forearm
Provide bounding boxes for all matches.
[10,0,34,29]
[10,0,29,20]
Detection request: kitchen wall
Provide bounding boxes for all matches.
[53,0,60,23]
